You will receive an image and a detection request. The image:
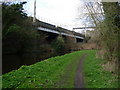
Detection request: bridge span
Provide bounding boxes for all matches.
[34,20,85,43]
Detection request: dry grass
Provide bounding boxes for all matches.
[102,60,118,73]
[96,49,118,73]
[81,42,98,50]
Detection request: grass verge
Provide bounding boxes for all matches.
[2,50,87,88]
[83,50,118,88]
[2,50,118,88]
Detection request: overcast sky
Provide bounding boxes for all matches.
[23,0,86,32]
[2,0,117,32]
[2,0,101,33]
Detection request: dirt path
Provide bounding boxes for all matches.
[74,54,87,88]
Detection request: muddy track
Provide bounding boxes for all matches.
[74,54,87,88]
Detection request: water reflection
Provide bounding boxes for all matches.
[2,53,52,74]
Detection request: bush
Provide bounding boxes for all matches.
[51,36,65,55]
[2,24,38,54]
[93,2,120,72]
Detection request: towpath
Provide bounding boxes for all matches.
[74,54,87,88]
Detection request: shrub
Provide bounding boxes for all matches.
[51,35,65,55]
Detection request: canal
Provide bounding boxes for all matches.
[2,53,53,74]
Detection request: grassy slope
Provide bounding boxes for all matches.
[2,50,118,88]
[2,50,87,88]
[83,50,118,88]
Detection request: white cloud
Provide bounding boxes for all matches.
[23,0,85,31]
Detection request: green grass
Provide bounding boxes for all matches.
[0,76,2,89]
[2,50,118,88]
[83,50,118,88]
[2,50,87,88]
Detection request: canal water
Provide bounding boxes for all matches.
[2,53,53,74]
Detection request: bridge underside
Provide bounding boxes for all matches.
[34,20,85,44]
[37,27,84,44]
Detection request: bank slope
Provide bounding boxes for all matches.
[2,50,87,88]
[83,50,118,88]
[2,50,118,88]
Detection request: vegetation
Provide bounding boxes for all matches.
[2,2,27,31]
[2,50,118,88]
[83,50,118,88]
[98,2,119,61]
[2,50,85,88]
[52,35,65,55]
[82,1,119,73]
[2,2,40,54]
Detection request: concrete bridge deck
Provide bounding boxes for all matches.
[35,20,85,41]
